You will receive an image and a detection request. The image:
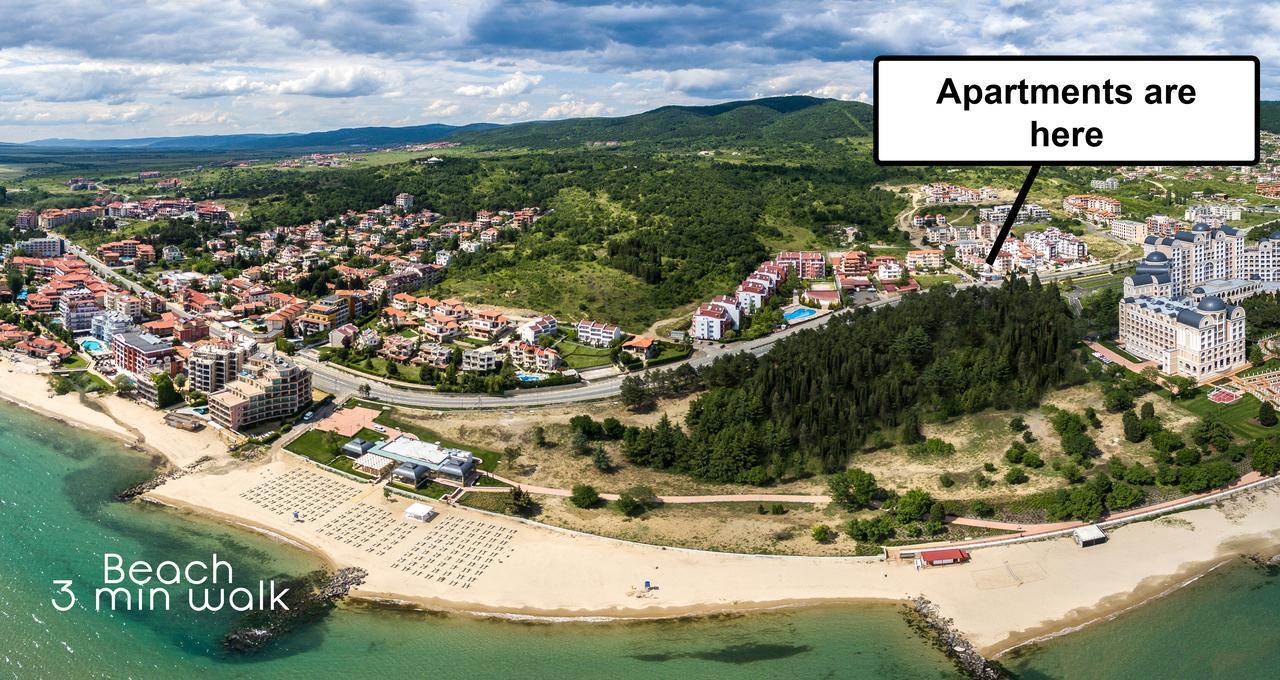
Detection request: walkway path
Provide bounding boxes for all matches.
[888,471,1270,559]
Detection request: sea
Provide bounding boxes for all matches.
[0,401,1276,680]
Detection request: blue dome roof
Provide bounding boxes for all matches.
[1192,222,1210,232]
[1197,296,1227,312]
[1144,251,1169,262]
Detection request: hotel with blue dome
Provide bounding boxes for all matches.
[1115,223,1280,380]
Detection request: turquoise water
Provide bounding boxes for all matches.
[0,402,958,679]
[784,307,817,321]
[4,400,1279,679]
[515,371,545,382]
[1005,558,1280,679]
[77,339,105,353]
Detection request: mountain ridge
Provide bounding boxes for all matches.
[17,96,872,152]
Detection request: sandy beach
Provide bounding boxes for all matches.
[150,453,1280,656]
[3,351,1279,657]
[0,355,225,467]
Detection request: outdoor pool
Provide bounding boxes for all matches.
[78,338,106,353]
[515,371,546,382]
[784,307,817,321]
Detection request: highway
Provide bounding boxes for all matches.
[297,291,915,409]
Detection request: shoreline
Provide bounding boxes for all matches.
[2,365,1280,657]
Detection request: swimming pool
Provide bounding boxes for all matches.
[784,307,817,321]
[515,371,546,382]
[78,338,106,353]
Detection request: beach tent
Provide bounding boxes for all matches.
[404,503,436,523]
[916,549,970,567]
[1073,525,1107,547]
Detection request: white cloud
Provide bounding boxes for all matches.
[541,99,608,119]
[490,101,530,119]
[275,66,393,98]
[173,110,233,125]
[455,72,542,97]
[423,99,461,117]
[176,75,271,99]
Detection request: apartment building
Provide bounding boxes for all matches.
[90,310,134,345]
[395,193,415,209]
[208,353,312,432]
[16,209,37,230]
[775,251,826,279]
[1090,177,1120,190]
[460,348,498,372]
[467,310,509,341]
[518,315,558,344]
[187,341,250,395]
[112,331,177,375]
[1062,194,1121,223]
[508,341,562,372]
[906,249,945,271]
[5,236,65,258]
[38,206,103,229]
[58,287,100,332]
[96,240,156,266]
[574,319,622,347]
[691,302,734,341]
[1109,219,1148,243]
[978,203,1050,225]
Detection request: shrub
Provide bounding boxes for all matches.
[1004,466,1029,484]
[1022,451,1044,469]
[1004,442,1027,464]
[1009,416,1027,432]
[969,500,995,518]
[569,484,600,509]
[908,438,956,458]
[939,473,955,488]
[811,524,835,543]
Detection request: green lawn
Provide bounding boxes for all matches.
[285,429,344,461]
[60,355,88,370]
[1173,391,1275,440]
[1099,338,1143,364]
[556,341,614,369]
[457,490,513,513]
[285,430,376,479]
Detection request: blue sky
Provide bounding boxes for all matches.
[0,0,1276,141]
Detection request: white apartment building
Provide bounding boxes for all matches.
[460,348,498,372]
[59,287,99,333]
[1110,220,1148,243]
[574,319,622,347]
[90,310,134,344]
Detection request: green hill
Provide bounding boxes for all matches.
[1262,101,1280,134]
[455,96,872,148]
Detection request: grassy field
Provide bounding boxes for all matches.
[434,259,693,330]
[914,273,959,288]
[1172,391,1275,440]
[556,341,614,369]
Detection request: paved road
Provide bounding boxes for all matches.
[299,292,926,409]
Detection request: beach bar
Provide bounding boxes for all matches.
[1073,525,1107,547]
[916,549,970,568]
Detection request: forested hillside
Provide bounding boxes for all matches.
[623,279,1086,484]
[452,96,873,148]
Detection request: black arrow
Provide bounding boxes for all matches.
[985,165,1040,266]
